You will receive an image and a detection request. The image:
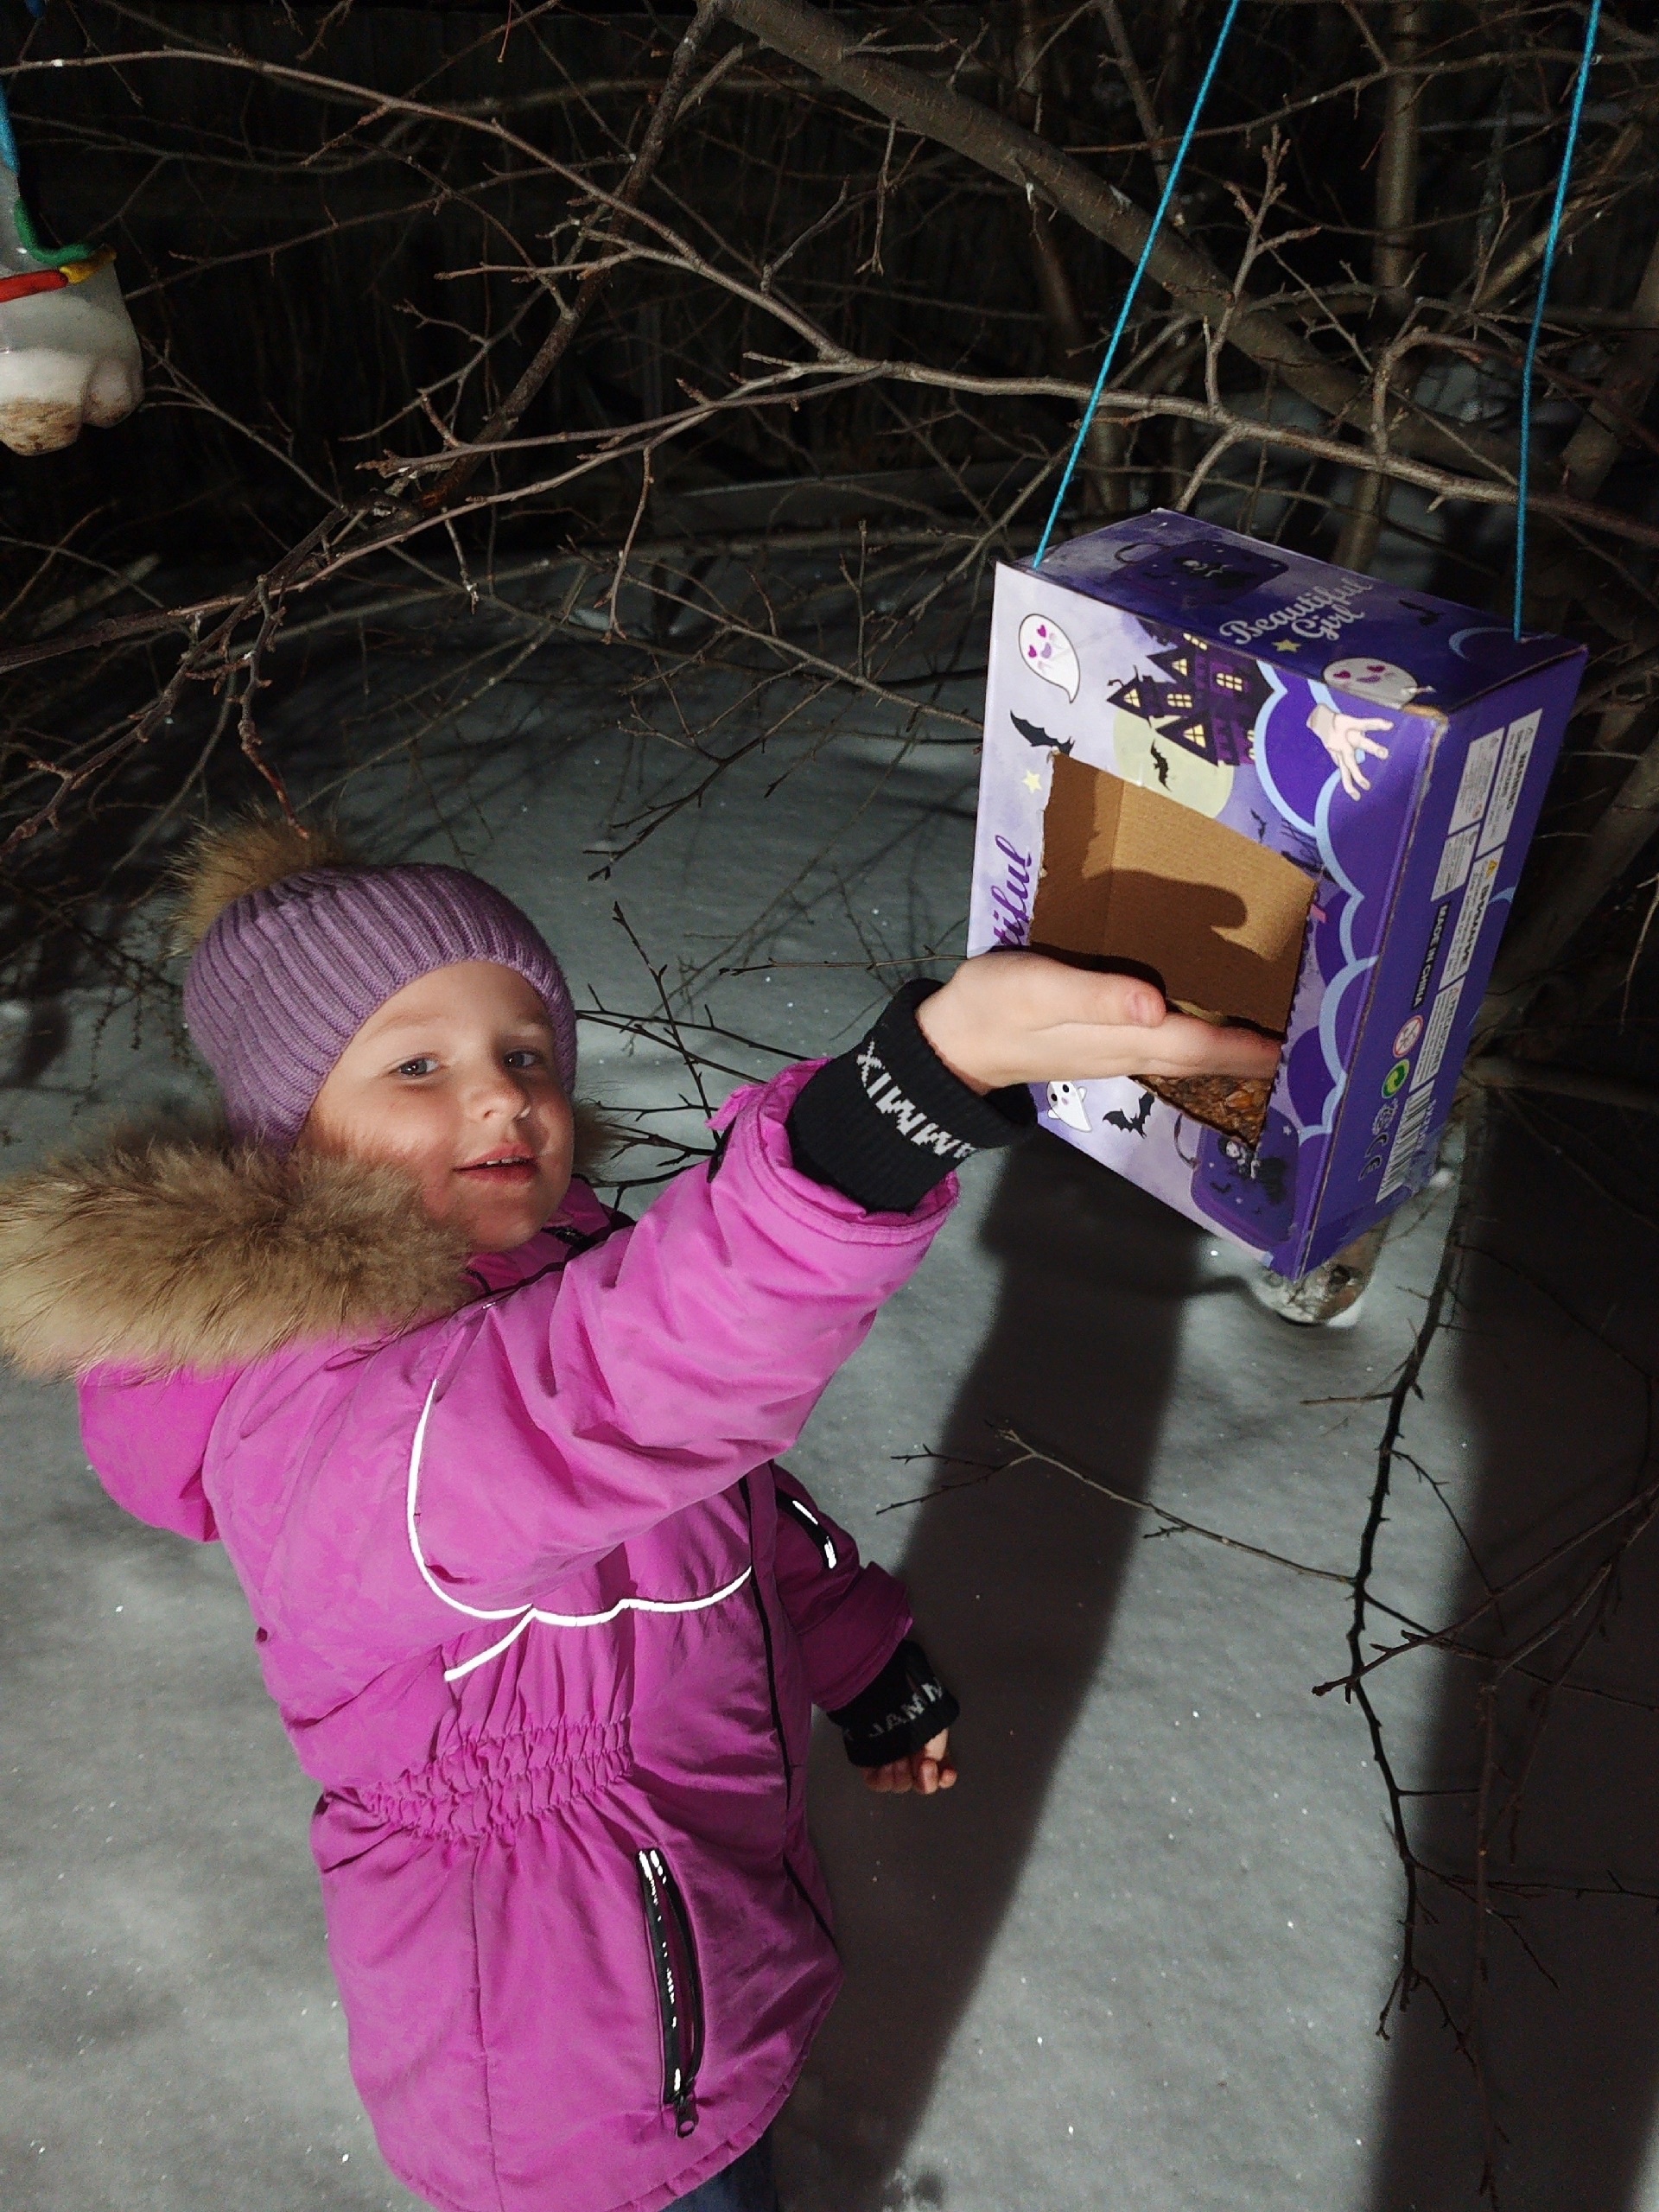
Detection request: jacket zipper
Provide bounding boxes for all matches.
[741,1478,836,1948]
[636,1847,704,2137]
[741,1476,794,1806]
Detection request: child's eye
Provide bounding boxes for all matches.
[395,1057,439,1078]
[504,1049,544,1071]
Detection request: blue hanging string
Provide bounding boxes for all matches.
[1,0,48,175]
[1513,0,1602,639]
[1033,0,1243,569]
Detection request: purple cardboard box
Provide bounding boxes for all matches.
[969,511,1587,1277]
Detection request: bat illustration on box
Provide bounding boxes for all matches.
[1103,1089,1155,1135]
[1044,1082,1154,1138]
[1012,713,1074,755]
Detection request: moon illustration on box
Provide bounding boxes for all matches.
[1109,705,1235,817]
[1323,656,1421,708]
[1019,613,1081,702]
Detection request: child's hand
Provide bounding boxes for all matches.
[915,950,1284,1095]
[863,1730,957,1796]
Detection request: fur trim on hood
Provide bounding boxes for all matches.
[0,1128,472,1379]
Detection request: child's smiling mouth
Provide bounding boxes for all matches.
[455,1151,540,1183]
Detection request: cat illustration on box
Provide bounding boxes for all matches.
[1110,537,1288,604]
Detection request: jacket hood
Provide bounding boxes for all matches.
[0,1124,474,1378]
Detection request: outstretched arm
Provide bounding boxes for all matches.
[251,957,1283,1660]
[416,957,1281,1607]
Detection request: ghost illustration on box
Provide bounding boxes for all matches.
[1018,614,1081,702]
[1304,656,1417,800]
[0,162,142,454]
[1046,1080,1090,1132]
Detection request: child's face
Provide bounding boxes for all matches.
[305,961,575,1252]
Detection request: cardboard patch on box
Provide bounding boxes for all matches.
[1030,753,1315,1034]
[969,512,1589,1274]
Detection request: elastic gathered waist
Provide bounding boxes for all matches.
[352,1719,632,1843]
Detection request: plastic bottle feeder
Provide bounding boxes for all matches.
[0,167,141,455]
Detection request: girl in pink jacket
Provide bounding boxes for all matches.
[0,821,1274,2212]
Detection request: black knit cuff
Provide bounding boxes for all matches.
[829,1639,960,1768]
[786,980,1035,1213]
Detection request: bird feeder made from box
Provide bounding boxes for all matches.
[0,165,141,455]
[969,511,1587,1279]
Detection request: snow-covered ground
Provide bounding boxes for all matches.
[3,618,1658,2212]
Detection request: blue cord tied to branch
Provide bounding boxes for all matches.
[1033,0,1243,569]
[1036,0,1603,645]
[1,2,53,172]
[1514,0,1603,639]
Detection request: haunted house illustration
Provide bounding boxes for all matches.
[1103,631,1273,769]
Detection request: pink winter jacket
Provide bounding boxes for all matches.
[66,1065,955,2212]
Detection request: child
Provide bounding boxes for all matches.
[0,821,1275,2212]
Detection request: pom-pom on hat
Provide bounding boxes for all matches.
[177,817,577,1152]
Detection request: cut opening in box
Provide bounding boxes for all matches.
[1029,754,1314,1141]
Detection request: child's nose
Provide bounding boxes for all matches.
[471,1066,533,1119]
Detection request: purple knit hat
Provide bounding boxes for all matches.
[183,863,578,1150]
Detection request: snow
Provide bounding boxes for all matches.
[3,622,1656,2211]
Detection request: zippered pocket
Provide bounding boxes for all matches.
[636,1847,705,2137]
